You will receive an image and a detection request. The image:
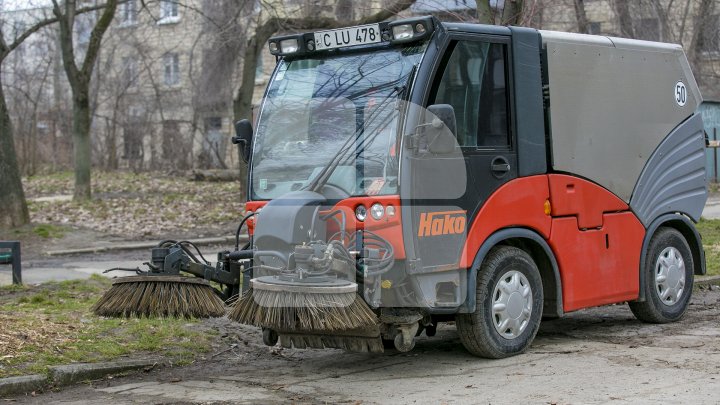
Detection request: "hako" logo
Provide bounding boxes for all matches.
[418,210,467,237]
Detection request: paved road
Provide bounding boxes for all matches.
[9,287,720,404]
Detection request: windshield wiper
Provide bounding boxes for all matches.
[306,65,417,193]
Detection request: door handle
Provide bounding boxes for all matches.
[490,156,511,178]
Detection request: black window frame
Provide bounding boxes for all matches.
[423,32,515,154]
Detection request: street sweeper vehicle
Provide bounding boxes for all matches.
[94,16,708,358]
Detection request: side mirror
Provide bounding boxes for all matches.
[232,119,253,163]
[424,104,457,154]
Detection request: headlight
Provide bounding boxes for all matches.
[355,205,367,222]
[370,203,385,220]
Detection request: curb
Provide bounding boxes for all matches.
[49,358,163,386]
[695,275,720,286]
[0,375,45,397]
[46,235,248,256]
[0,359,162,398]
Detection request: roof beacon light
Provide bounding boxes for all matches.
[280,38,299,54]
[392,24,414,41]
[388,16,435,45]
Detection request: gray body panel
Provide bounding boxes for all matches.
[630,114,708,226]
[540,30,702,202]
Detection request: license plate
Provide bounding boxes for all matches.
[314,24,381,51]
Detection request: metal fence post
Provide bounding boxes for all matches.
[715,128,718,183]
[713,128,718,183]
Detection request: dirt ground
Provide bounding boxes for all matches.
[6,286,720,404]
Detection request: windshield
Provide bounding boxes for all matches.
[250,44,426,200]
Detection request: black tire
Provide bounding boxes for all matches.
[456,246,543,358]
[629,227,694,323]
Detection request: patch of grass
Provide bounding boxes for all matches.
[23,171,244,238]
[696,218,720,276]
[0,276,213,378]
[32,224,66,239]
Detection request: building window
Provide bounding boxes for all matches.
[119,0,137,25]
[163,53,180,86]
[122,56,138,86]
[587,22,601,35]
[159,0,180,23]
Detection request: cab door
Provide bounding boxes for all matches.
[404,34,518,273]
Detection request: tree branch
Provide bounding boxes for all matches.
[0,3,106,57]
[81,0,118,76]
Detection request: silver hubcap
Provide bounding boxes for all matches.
[655,246,685,306]
[492,270,533,339]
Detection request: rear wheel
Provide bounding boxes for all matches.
[457,246,543,358]
[629,227,694,323]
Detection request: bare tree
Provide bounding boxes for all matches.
[476,0,496,24]
[688,0,715,73]
[501,0,525,25]
[52,0,118,200]
[0,4,92,227]
[0,41,29,227]
[574,0,589,34]
[612,0,635,38]
[475,0,534,26]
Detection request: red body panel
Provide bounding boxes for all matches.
[324,196,406,259]
[459,175,552,269]
[549,212,644,312]
[247,174,646,313]
[244,197,405,259]
[244,201,267,236]
[548,174,628,229]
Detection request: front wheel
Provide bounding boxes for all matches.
[629,227,694,323]
[457,246,543,358]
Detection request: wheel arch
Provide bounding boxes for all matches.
[464,227,563,318]
[637,213,706,302]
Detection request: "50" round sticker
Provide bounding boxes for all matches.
[675,81,687,107]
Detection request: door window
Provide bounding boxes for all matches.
[430,40,510,149]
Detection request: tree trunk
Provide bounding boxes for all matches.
[72,87,92,200]
[0,74,30,228]
[53,0,118,201]
[612,0,635,38]
[649,0,671,42]
[574,0,589,34]
[502,0,524,25]
[476,0,494,24]
[687,0,714,74]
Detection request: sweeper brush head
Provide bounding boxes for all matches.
[93,275,226,319]
[229,277,378,332]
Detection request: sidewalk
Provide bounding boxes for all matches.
[702,194,720,219]
[0,236,244,286]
